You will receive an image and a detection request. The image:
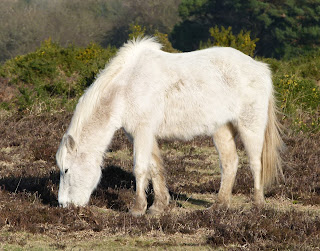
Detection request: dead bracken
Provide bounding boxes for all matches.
[0,113,319,249]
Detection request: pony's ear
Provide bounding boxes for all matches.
[66,135,76,153]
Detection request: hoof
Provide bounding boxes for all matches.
[129,198,147,217]
[254,192,265,208]
[253,199,265,208]
[217,196,231,208]
[206,203,228,212]
[129,208,146,217]
[147,205,165,216]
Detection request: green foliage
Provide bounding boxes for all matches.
[178,0,208,19]
[154,31,180,53]
[274,75,319,132]
[0,38,117,113]
[16,87,36,112]
[128,24,146,40]
[172,0,320,58]
[265,50,320,133]
[199,26,258,56]
[128,24,179,53]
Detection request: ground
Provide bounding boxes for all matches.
[0,112,319,250]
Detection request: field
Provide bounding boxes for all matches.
[0,28,320,250]
[0,109,319,250]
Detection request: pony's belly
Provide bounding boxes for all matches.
[156,115,223,140]
[157,126,216,140]
[156,93,237,140]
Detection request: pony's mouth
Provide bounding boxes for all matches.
[58,202,68,208]
[58,198,70,208]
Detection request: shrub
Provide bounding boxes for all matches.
[0,38,117,113]
[274,74,319,133]
[128,24,147,40]
[128,24,179,53]
[199,26,259,56]
[154,30,180,53]
[264,50,320,133]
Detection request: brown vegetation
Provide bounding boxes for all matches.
[0,113,319,249]
[0,78,17,103]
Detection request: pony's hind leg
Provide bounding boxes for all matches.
[238,123,265,206]
[213,123,238,207]
[130,129,154,216]
[148,141,170,215]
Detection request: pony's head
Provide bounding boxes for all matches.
[56,134,102,207]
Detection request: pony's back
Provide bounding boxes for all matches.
[119,45,272,141]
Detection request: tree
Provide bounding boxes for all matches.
[171,0,320,58]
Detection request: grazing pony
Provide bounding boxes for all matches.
[56,37,283,216]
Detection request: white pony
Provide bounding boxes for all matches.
[56,37,282,216]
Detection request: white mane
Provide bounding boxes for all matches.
[67,37,162,140]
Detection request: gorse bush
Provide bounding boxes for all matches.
[128,24,147,41]
[265,49,320,133]
[154,31,180,53]
[200,26,259,56]
[274,75,319,132]
[0,38,117,113]
[128,24,179,53]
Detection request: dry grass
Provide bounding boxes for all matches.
[0,113,319,249]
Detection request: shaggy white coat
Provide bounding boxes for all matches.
[56,37,281,214]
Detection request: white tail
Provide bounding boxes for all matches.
[262,94,284,188]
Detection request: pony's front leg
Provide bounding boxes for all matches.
[130,130,154,216]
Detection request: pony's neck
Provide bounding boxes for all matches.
[69,83,121,154]
[77,121,117,161]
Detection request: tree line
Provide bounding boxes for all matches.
[1,0,320,62]
[171,0,320,58]
[0,0,180,62]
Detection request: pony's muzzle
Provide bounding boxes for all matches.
[58,200,67,208]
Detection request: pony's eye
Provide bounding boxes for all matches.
[64,169,69,174]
